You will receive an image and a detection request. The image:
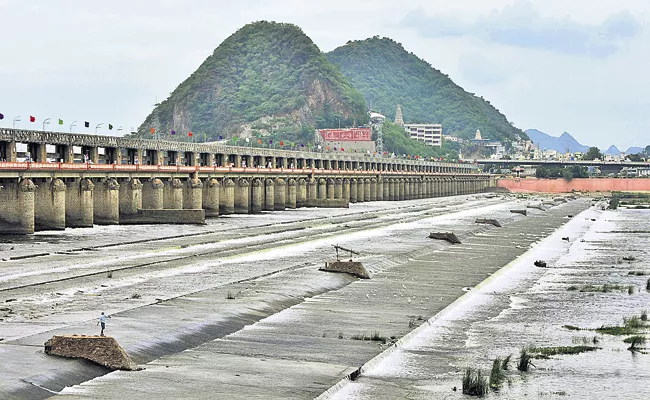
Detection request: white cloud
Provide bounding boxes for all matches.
[402,1,642,57]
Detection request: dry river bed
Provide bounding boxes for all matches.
[0,194,590,399]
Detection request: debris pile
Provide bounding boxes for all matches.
[428,232,462,244]
[44,335,137,371]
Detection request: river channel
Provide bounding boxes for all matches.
[2,194,640,399]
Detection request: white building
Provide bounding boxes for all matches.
[404,124,443,147]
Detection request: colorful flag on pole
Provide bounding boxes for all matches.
[188,131,193,137]
[300,143,304,147]
[258,139,262,144]
[30,115,36,122]
[85,121,90,128]
[218,135,223,140]
[269,139,273,144]
[0,113,4,120]
[280,141,284,146]
[291,142,295,147]
[150,127,155,134]
[341,148,345,151]
[58,119,63,125]
[171,130,176,135]
[108,124,113,130]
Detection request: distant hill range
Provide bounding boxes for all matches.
[526,129,643,155]
[138,23,529,147]
[327,37,526,143]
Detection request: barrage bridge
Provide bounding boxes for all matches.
[0,128,493,234]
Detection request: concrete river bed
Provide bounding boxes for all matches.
[1,194,647,399]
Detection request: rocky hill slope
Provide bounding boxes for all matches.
[138,21,367,142]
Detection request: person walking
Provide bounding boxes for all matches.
[97,312,111,336]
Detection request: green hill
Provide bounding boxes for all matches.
[138,21,368,142]
[327,37,526,143]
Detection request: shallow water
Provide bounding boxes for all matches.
[334,207,650,399]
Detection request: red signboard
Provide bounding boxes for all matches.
[319,128,371,142]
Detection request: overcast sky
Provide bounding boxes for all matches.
[1,0,648,150]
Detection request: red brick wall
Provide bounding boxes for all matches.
[497,178,650,193]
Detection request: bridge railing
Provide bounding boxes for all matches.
[0,162,485,176]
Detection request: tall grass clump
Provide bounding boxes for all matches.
[489,358,506,390]
[501,354,512,370]
[625,335,646,351]
[641,310,648,322]
[462,368,488,397]
[517,349,534,372]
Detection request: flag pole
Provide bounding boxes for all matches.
[70,121,77,133]
[13,116,21,129]
[43,118,51,131]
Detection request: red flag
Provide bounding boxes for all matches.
[150,127,155,134]
[280,141,284,146]
[188,131,193,137]
[257,139,262,144]
[30,115,36,122]
[341,148,345,152]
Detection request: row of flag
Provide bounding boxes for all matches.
[1,113,120,130]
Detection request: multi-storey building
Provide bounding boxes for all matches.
[404,124,443,147]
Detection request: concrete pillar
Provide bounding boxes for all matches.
[184,178,203,210]
[274,178,286,211]
[416,179,423,199]
[383,178,390,200]
[142,179,164,210]
[286,179,297,209]
[398,179,405,201]
[296,178,307,208]
[334,178,343,199]
[363,178,371,202]
[93,178,120,225]
[202,178,220,217]
[0,140,17,162]
[220,178,235,215]
[307,178,317,207]
[452,178,458,196]
[234,178,249,214]
[408,179,414,200]
[357,178,365,203]
[0,179,35,234]
[342,178,350,202]
[88,147,99,164]
[163,178,184,209]
[65,178,94,228]
[369,178,377,201]
[326,178,335,200]
[374,177,382,201]
[317,178,327,200]
[349,178,358,203]
[251,179,263,213]
[389,178,396,201]
[264,178,275,211]
[118,178,142,218]
[34,143,47,163]
[375,178,383,201]
[34,178,65,231]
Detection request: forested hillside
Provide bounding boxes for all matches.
[327,37,526,143]
[138,21,368,142]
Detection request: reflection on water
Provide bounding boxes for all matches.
[342,208,650,400]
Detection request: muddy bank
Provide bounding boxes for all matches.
[331,208,650,399]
